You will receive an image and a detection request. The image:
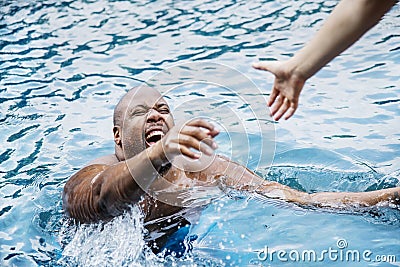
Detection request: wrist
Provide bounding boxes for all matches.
[146,141,169,169]
[287,57,311,81]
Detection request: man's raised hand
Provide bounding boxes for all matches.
[159,119,219,161]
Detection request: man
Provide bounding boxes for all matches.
[63,85,399,255]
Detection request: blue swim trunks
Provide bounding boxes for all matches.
[160,224,198,257]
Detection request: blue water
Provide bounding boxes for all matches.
[1,0,399,266]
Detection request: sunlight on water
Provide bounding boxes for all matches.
[0,0,399,266]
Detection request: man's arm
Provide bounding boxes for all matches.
[62,147,166,223]
[63,119,219,223]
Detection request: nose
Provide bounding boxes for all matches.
[146,108,164,123]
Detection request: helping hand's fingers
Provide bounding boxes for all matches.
[267,86,280,107]
[270,95,284,116]
[273,98,291,121]
[252,61,278,73]
[252,62,267,71]
[283,103,298,120]
[253,60,306,121]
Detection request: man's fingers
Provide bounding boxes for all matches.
[180,146,200,159]
[186,119,219,136]
[180,125,217,149]
[178,134,215,156]
[207,128,219,138]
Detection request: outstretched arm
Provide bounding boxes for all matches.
[307,187,400,209]
[253,0,397,121]
[63,119,219,223]
[208,156,400,209]
[62,147,169,223]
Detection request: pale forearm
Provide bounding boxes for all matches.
[256,185,400,211]
[210,156,311,203]
[310,187,400,209]
[291,0,396,79]
[255,181,311,205]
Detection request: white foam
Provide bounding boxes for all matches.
[58,206,163,267]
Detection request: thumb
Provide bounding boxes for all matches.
[252,61,279,73]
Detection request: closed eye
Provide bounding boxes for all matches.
[131,107,148,117]
[159,108,170,114]
[157,103,170,114]
[133,112,146,116]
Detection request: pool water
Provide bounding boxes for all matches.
[0,0,399,266]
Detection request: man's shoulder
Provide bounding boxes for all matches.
[66,154,119,185]
[86,154,119,166]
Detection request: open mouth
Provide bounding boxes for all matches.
[145,129,165,147]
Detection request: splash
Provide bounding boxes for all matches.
[56,205,225,267]
[58,206,162,267]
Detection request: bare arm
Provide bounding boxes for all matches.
[62,147,167,223]
[253,0,397,120]
[289,0,396,80]
[308,187,400,209]
[208,156,400,209]
[63,119,219,223]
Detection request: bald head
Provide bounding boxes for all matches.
[112,85,174,160]
[113,86,164,127]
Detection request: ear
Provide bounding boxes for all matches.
[113,126,122,146]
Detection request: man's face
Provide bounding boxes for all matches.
[120,88,174,159]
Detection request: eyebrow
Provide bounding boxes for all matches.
[156,102,169,109]
[133,104,150,110]
[131,102,169,112]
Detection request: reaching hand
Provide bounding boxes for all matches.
[252,61,307,121]
[159,119,219,161]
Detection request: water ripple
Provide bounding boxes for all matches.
[0,0,399,265]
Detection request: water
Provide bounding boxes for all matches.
[1,0,399,266]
